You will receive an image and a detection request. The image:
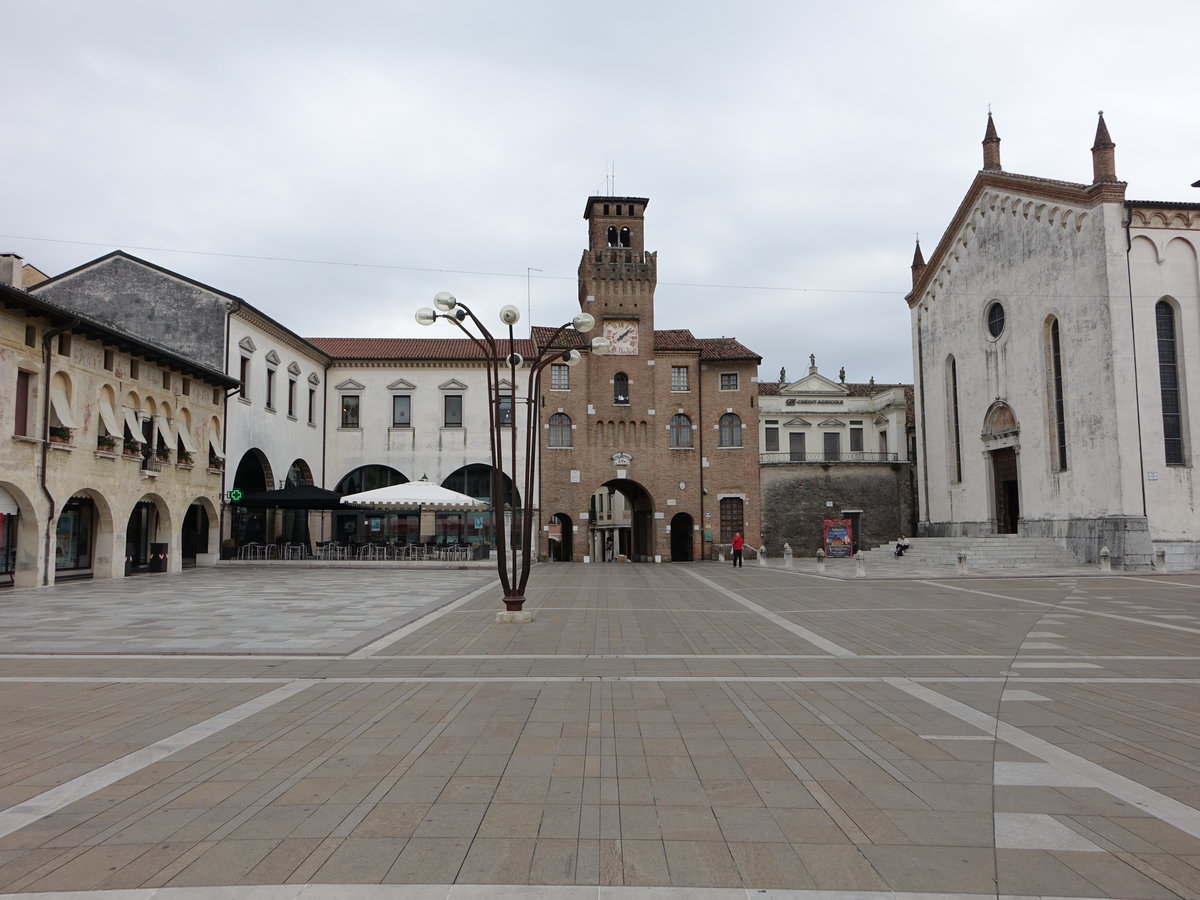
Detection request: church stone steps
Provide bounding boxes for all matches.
[858,536,1081,569]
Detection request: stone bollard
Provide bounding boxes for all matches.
[783,543,794,569]
[956,550,968,575]
[816,548,825,575]
[1099,546,1111,573]
[1154,548,1166,570]
[718,546,726,563]
[855,551,865,578]
[757,546,767,567]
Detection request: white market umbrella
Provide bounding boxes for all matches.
[340,479,487,511]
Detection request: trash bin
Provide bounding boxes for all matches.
[149,543,169,572]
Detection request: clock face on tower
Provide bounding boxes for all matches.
[603,319,639,355]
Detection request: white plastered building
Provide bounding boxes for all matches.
[908,113,1200,568]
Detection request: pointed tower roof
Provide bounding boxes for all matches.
[982,112,1002,171]
[1091,111,1117,183]
[910,238,927,288]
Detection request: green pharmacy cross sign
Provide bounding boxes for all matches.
[227,489,243,503]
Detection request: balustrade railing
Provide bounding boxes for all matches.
[759,451,900,465]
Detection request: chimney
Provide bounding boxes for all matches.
[982,113,1002,171]
[1091,111,1117,183]
[0,254,24,289]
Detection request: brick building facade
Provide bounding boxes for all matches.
[534,197,762,562]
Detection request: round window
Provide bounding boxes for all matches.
[986,302,1006,338]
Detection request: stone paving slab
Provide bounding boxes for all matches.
[0,562,1198,898]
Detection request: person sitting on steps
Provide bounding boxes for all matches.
[893,534,911,557]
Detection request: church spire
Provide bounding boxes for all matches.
[982,112,1002,171]
[1091,110,1117,183]
[911,238,927,287]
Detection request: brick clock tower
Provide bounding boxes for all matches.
[536,196,761,563]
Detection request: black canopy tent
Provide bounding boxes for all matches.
[236,485,347,552]
[237,485,346,510]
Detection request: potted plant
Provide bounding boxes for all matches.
[177,450,194,466]
[96,434,118,452]
[123,438,141,456]
[48,425,72,443]
[155,445,171,462]
[208,455,225,470]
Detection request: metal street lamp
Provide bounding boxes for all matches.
[416,292,610,614]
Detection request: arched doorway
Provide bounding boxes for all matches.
[0,483,29,587]
[670,512,694,561]
[444,464,515,549]
[55,494,99,580]
[547,513,573,561]
[334,465,408,544]
[125,494,169,575]
[983,402,1020,534]
[590,479,654,562]
[231,449,272,545]
[181,503,209,567]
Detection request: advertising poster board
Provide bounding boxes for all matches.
[823,518,853,558]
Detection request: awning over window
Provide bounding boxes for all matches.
[50,387,77,429]
[0,486,18,516]
[208,428,225,460]
[98,398,122,438]
[123,407,142,439]
[154,415,175,448]
[177,421,197,454]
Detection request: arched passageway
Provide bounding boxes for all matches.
[670,512,694,561]
[590,479,654,562]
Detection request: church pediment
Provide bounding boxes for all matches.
[335,378,365,391]
[781,374,849,395]
[387,378,416,391]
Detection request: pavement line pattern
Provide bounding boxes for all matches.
[888,676,1200,840]
[347,578,501,659]
[0,885,1117,899]
[0,679,315,841]
[683,568,857,657]
[925,580,1200,635]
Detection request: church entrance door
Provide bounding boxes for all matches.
[991,447,1019,534]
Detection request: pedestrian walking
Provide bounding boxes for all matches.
[731,532,744,568]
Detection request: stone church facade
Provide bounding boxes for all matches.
[908,113,1200,568]
[534,197,762,562]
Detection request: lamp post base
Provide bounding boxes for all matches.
[496,609,534,624]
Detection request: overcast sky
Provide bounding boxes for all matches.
[4,1,1197,385]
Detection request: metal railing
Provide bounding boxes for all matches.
[759,451,900,465]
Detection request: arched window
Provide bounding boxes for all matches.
[607,226,618,247]
[947,356,962,482]
[613,372,629,405]
[1156,300,1185,465]
[619,227,631,247]
[549,413,572,448]
[669,414,692,448]
[719,413,742,447]
[1046,317,1068,471]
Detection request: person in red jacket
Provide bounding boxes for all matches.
[731,532,744,568]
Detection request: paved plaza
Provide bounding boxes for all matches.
[0,562,1198,899]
